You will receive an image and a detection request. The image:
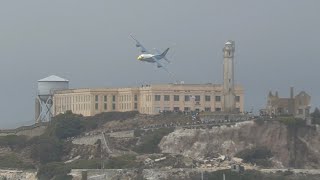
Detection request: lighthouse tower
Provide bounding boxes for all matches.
[223,40,236,113]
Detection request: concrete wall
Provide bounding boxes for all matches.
[0,123,47,138]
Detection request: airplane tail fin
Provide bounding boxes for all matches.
[160,48,170,63]
[160,48,170,58]
[154,48,170,63]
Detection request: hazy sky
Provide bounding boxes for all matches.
[0,1,319,128]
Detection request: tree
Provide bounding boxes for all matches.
[311,108,320,125]
[47,111,83,139]
[30,136,63,164]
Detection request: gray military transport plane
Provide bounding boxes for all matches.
[130,34,170,69]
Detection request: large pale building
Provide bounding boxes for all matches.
[265,87,311,119]
[45,40,243,118]
[53,84,244,116]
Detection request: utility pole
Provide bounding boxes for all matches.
[223,173,225,180]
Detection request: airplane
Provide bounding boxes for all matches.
[130,35,171,69]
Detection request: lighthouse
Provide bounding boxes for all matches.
[223,40,236,113]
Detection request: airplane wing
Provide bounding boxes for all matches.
[130,34,149,54]
[151,55,177,82]
[152,56,170,72]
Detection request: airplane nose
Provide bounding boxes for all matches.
[137,56,142,60]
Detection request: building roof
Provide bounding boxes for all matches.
[38,75,69,82]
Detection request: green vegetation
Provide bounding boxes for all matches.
[37,162,72,180]
[0,153,34,169]
[67,159,101,169]
[36,156,138,180]
[0,135,28,149]
[133,128,174,154]
[45,110,138,140]
[104,154,139,169]
[30,111,139,165]
[45,111,84,139]
[37,159,102,180]
[278,116,305,127]
[235,146,273,167]
[0,111,141,179]
[133,129,144,137]
[29,136,64,164]
[33,111,140,177]
[311,107,320,125]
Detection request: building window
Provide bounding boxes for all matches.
[134,103,138,109]
[173,107,180,111]
[184,95,190,101]
[104,103,107,110]
[104,96,107,102]
[112,103,116,110]
[134,95,138,101]
[205,107,211,112]
[164,95,170,101]
[95,103,98,110]
[184,107,190,112]
[236,96,240,102]
[155,95,161,101]
[112,95,116,102]
[215,96,221,102]
[205,95,211,101]
[95,95,99,102]
[306,109,310,115]
[195,95,200,101]
[236,108,240,112]
[215,108,221,112]
[298,109,303,115]
[174,95,179,101]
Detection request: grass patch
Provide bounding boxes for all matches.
[67,159,101,169]
[104,154,138,169]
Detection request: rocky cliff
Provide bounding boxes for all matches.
[159,121,320,168]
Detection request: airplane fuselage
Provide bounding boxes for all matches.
[137,54,161,63]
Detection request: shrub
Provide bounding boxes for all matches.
[47,111,83,139]
[37,162,71,180]
[134,129,144,137]
[0,135,28,149]
[311,108,320,125]
[30,136,63,164]
[133,128,174,154]
[278,117,305,127]
[235,146,273,167]
[47,111,138,140]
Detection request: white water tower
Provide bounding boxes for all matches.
[35,75,69,123]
